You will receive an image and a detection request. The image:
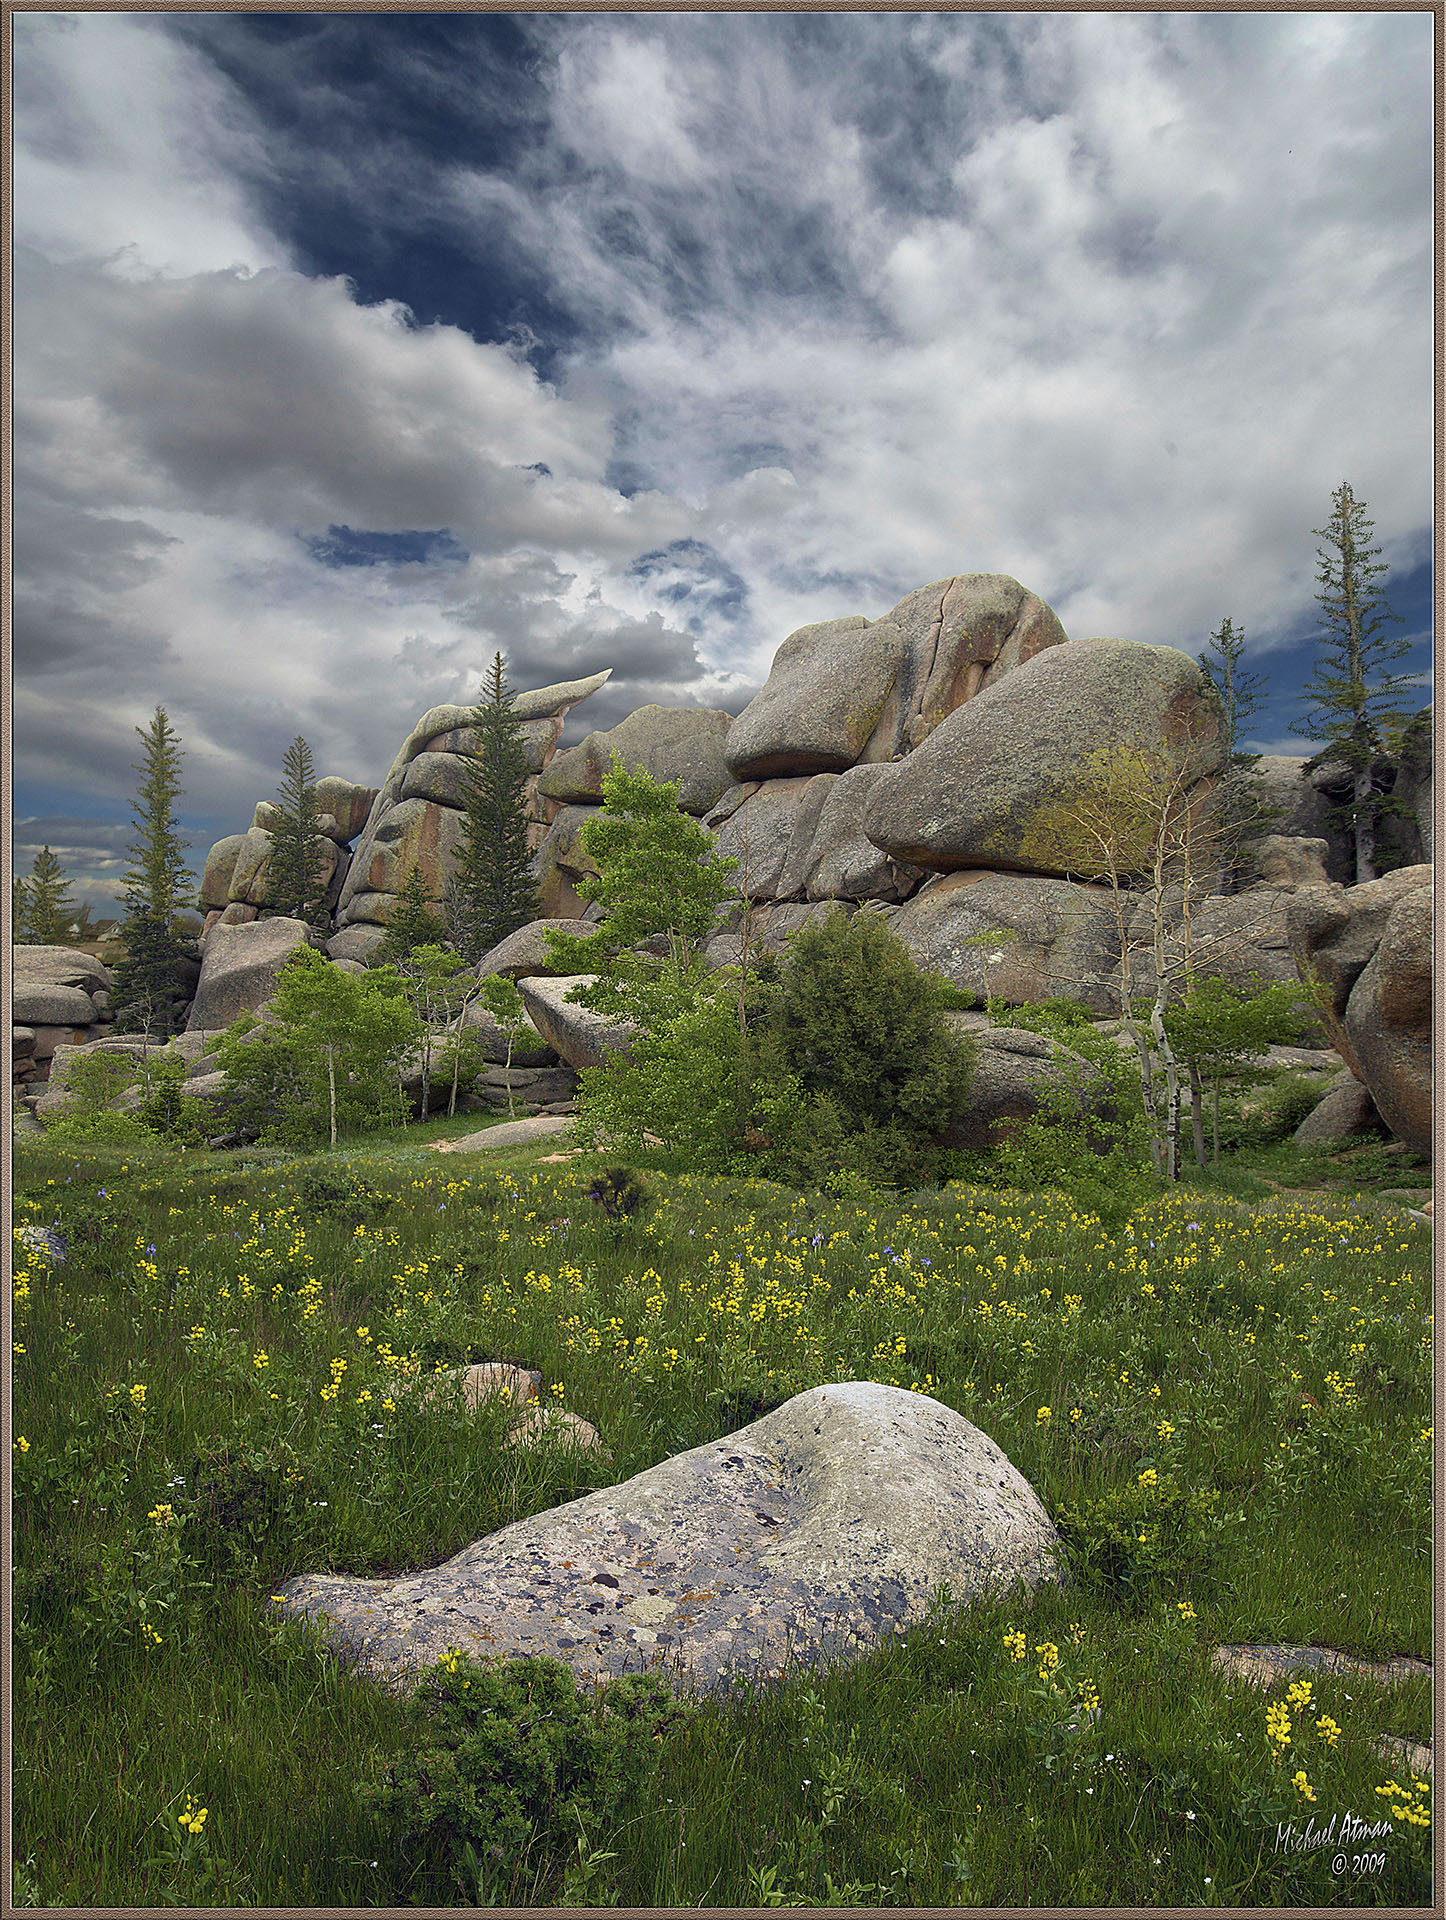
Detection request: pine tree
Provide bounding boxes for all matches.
[19,847,78,944]
[450,653,540,964]
[1290,482,1414,883]
[267,736,331,929]
[1198,617,1275,893]
[12,873,32,943]
[110,708,199,1036]
[376,862,448,965]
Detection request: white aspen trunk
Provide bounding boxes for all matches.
[1188,1066,1207,1169]
[327,1046,337,1148]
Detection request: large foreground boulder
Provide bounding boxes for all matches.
[890,871,1123,1015]
[862,637,1225,879]
[1342,881,1432,1158]
[272,1381,1062,1698]
[185,918,313,1033]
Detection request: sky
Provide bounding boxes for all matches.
[11,8,1435,918]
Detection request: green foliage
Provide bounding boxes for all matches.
[211,947,420,1147]
[111,709,200,1035]
[18,846,80,944]
[585,1165,652,1223]
[61,1049,142,1112]
[377,863,448,964]
[451,654,540,964]
[1052,1476,1223,1602]
[109,913,198,1039]
[573,968,755,1171]
[41,1107,155,1147]
[1290,482,1415,881]
[360,1652,695,1904]
[750,909,976,1188]
[119,708,195,927]
[131,1053,217,1146]
[1196,617,1280,890]
[1165,977,1311,1167]
[543,763,738,1024]
[266,736,331,929]
[949,1004,1158,1230]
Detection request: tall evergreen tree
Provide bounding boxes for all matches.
[1198,617,1275,894]
[110,708,199,1036]
[15,847,81,944]
[450,653,540,963]
[12,872,32,944]
[267,735,331,929]
[1290,482,1414,883]
[376,861,448,965]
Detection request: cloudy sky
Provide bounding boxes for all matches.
[12,8,1434,916]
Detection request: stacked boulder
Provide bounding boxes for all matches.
[1288,866,1433,1157]
[198,777,379,941]
[12,946,118,1098]
[327,669,612,965]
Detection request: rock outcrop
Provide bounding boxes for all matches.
[185,918,314,1034]
[335,670,611,935]
[861,638,1225,879]
[939,1025,1120,1153]
[1287,867,1432,1160]
[723,574,1069,780]
[516,976,638,1072]
[272,1381,1062,1699]
[11,945,117,1097]
[537,706,734,816]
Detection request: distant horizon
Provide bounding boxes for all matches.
[13,11,1432,917]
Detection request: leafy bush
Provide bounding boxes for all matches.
[750,908,976,1188]
[361,1653,696,1903]
[573,973,755,1172]
[1052,1476,1224,1602]
[41,1107,155,1147]
[585,1165,652,1223]
[185,1442,306,1576]
[948,1003,1158,1228]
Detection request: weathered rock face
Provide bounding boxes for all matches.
[724,575,1069,782]
[1287,866,1432,1158]
[476,918,596,980]
[11,947,116,1095]
[1341,882,1432,1158]
[1293,1078,1384,1146]
[1249,836,1331,890]
[335,671,612,934]
[516,976,637,1072]
[708,777,826,900]
[199,834,248,911]
[939,1025,1119,1153]
[537,707,735,817]
[1286,867,1432,1078]
[272,1382,1062,1699]
[890,871,1123,1015]
[862,638,1226,880]
[185,918,313,1033]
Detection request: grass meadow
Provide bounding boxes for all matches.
[9,1112,1434,1908]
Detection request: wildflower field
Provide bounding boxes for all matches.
[10,1124,1434,1908]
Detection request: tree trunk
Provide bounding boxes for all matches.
[1353,761,1377,884]
[327,1045,337,1148]
[1212,1076,1222,1167]
[1188,1065,1207,1169]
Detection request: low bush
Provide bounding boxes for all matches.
[360,1652,696,1903]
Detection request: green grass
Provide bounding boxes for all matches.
[10,1121,1433,1908]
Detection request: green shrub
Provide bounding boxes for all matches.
[361,1652,696,1903]
[1052,1476,1223,1602]
[750,909,976,1188]
[41,1107,155,1147]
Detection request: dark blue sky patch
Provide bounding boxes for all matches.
[304,526,467,569]
[166,13,584,377]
